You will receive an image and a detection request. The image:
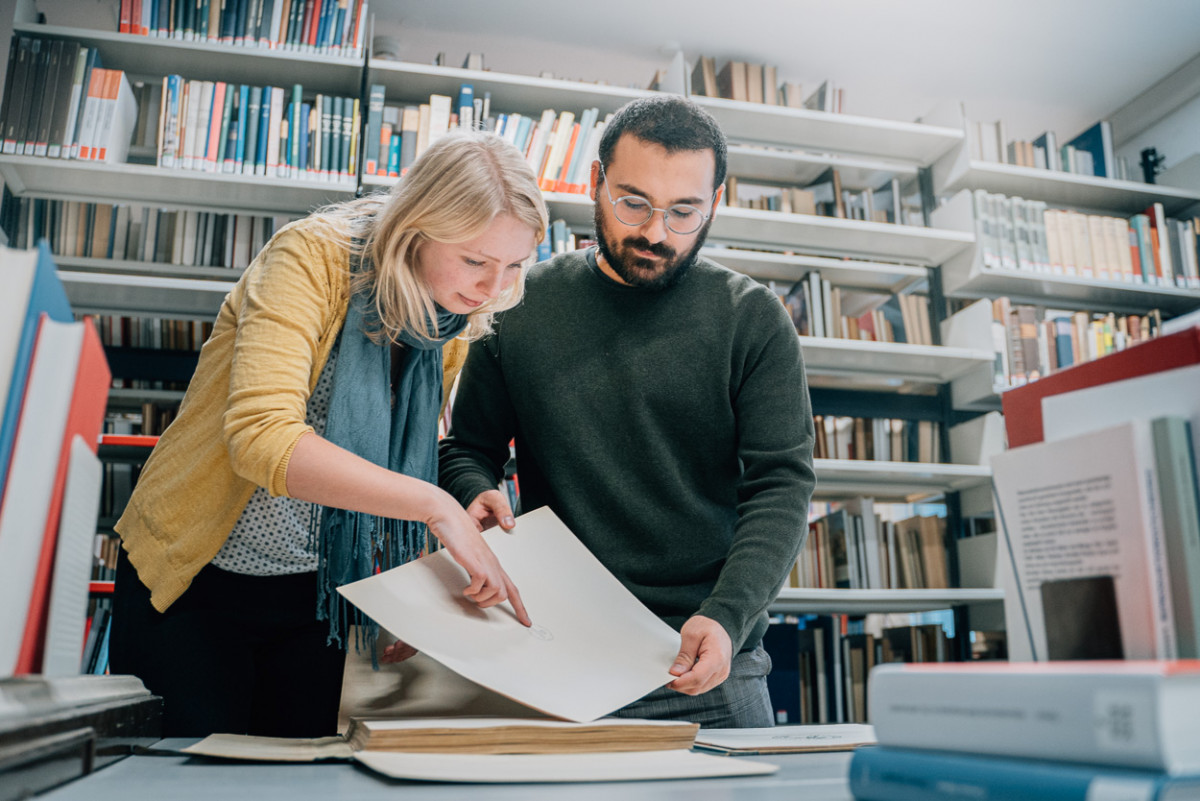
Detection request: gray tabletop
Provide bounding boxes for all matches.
[41,740,857,800]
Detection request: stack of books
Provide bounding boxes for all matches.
[849,661,1200,800]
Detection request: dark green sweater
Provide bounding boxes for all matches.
[439,248,815,652]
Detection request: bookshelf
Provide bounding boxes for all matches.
[0,154,355,213]
[935,158,1200,217]
[690,96,965,163]
[0,17,1001,671]
[771,587,1002,616]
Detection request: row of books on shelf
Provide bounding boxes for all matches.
[812,416,943,465]
[850,661,1200,800]
[117,0,368,57]
[91,532,119,583]
[948,296,1167,388]
[157,76,359,181]
[2,194,294,268]
[93,314,213,353]
[0,243,111,676]
[765,615,1002,726]
[363,83,611,199]
[970,189,1200,288]
[0,37,137,163]
[970,117,1131,180]
[775,271,934,344]
[727,172,923,226]
[690,56,839,112]
[791,503,951,591]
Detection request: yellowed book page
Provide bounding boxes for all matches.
[182,734,352,762]
[352,749,778,783]
[336,507,681,723]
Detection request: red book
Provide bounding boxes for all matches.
[119,0,133,33]
[304,0,323,48]
[552,123,581,194]
[1002,325,1200,448]
[14,319,110,674]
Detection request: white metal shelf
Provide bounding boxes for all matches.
[800,338,994,383]
[813,458,991,502]
[14,23,364,96]
[0,155,355,215]
[771,587,1003,616]
[61,271,234,320]
[703,248,928,294]
[726,145,917,191]
[692,96,964,165]
[534,192,973,266]
[53,256,244,282]
[368,59,657,118]
[940,248,1200,315]
[935,158,1200,216]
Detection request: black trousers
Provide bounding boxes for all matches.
[109,547,345,738]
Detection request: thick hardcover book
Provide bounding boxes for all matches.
[18,318,109,676]
[0,242,73,497]
[849,745,1200,801]
[869,660,1200,773]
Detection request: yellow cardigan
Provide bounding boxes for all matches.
[115,217,469,613]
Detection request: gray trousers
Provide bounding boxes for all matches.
[611,645,774,728]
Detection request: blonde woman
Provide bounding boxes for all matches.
[110,131,548,738]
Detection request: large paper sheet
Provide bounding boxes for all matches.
[337,507,682,722]
[352,749,777,783]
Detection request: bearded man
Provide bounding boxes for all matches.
[438,95,815,727]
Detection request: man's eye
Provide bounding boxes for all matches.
[620,198,651,211]
[669,207,699,220]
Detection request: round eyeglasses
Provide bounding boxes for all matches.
[598,164,715,236]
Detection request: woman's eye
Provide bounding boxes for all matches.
[465,259,485,267]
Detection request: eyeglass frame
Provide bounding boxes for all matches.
[596,162,718,236]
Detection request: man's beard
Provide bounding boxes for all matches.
[593,202,712,290]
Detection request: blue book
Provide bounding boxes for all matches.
[233,84,249,172]
[315,0,333,51]
[256,86,271,175]
[849,746,1200,801]
[1067,120,1114,179]
[457,83,474,128]
[243,85,261,175]
[298,101,311,173]
[386,132,400,177]
[1052,316,1074,369]
[0,240,72,496]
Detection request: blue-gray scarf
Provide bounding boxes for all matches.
[313,250,468,648]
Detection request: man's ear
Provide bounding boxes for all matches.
[711,183,725,215]
[589,160,601,202]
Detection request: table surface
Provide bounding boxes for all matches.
[40,739,858,801]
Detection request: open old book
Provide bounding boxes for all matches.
[182,508,780,782]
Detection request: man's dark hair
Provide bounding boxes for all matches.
[597,96,727,190]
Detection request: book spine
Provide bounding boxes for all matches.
[849,746,1180,801]
[869,667,1182,771]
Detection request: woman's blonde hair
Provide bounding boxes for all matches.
[313,130,547,343]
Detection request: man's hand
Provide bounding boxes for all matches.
[666,615,732,695]
[466,489,516,532]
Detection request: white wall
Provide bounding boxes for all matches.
[1115,94,1200,186]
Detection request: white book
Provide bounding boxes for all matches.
[869,660,1200,774]
[426,94,452,149]
[992,417,1178,662]
[74,68,104,161]
[0,318,85,677]
[232,214,253,270]
[523,109,558,175]
[41,437,102,676]
[181,79,202,170]
[265,86,284,177]
[96,69,137,164]
[181,210,199,266]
